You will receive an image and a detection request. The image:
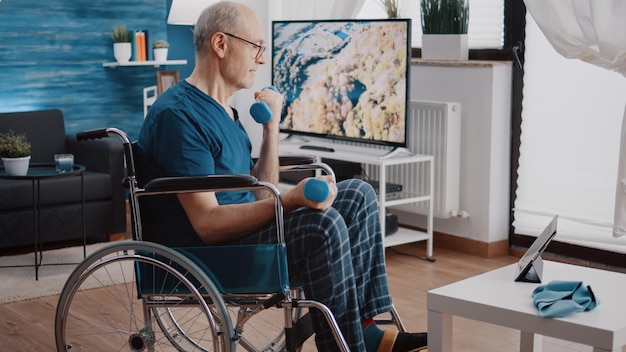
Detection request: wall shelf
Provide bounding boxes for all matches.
[102,60,188,68]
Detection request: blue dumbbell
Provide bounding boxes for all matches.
[303,178,331,202]
[249,85,280,124]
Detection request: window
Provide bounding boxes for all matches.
[513,12,626,255]
[356,0,505,49]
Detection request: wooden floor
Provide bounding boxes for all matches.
[0,241,621,351]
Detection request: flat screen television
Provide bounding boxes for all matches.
[272,18,411,149]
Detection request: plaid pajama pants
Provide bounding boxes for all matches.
[237,178,393,351]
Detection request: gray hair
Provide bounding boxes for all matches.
[193,1,244,56]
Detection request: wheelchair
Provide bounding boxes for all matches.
[54,128,407,351]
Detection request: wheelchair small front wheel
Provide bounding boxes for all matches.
[54,241,235,352]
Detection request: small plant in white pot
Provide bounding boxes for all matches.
[152,40,169,62]
[420,0,470,60]
[0,130,31,176]
[111,24,131,63]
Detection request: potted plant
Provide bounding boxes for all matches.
[0,130,31,176]
[152,40,169,62]
[379,0,401,19]
[420,0,470,60]
[111,24,132,63]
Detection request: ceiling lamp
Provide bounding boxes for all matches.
[167,0,222,25]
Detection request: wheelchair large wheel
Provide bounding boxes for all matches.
[55,241,235,352]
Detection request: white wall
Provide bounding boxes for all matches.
[395,61,513,244]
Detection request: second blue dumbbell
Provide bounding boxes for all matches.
[303,178,331,202]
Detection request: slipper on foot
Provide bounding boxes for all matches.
[377,330,428,352]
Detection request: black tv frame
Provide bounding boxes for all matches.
[271,18,411,149]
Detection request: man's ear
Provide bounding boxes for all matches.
[211,32,228,59]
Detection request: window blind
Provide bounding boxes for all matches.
[514,13,626,253]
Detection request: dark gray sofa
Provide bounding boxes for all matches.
[0,109,126,249]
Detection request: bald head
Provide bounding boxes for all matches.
[193,1,258,57]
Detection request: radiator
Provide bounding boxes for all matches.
[358,100,462,219]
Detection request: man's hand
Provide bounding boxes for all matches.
[283,176,337,211]
[253,88,283,127]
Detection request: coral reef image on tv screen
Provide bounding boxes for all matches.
[272,19,410,146]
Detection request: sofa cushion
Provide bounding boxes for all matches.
[0,201,113,248]
[0,171,112,210]
[0,109,68,163]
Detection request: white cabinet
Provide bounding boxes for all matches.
[279,141,434,258]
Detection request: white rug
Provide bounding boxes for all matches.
[0,243,109,304]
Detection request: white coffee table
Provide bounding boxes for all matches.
[427,260,626,351]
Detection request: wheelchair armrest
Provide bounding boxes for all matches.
[279,155,317,166]
[143,174,258,193]
[277,155,336,182]
[253,155,334,181]
[252,155,317,166]
[139,174,285,243]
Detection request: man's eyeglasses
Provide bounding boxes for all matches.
[224,33,266,60]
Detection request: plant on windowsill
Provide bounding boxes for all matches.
[111,24,132,63]
[152,40,169,61]
[420,0,470,60]
[379,0,401,19]
[0,130,31,176]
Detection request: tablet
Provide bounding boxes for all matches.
[514,215,558,283]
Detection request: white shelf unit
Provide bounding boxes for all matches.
[102,60,188,68]
[279,141,434,258]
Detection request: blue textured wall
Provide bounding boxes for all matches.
[0,0,193,140]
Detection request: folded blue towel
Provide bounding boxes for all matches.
[532,280,599,318]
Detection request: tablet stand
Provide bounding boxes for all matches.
[515,256,544,283]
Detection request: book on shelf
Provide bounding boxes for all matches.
[128,30,136,61]
[143,29,151,61]
[135,31,146,61]
[116,29,156,62]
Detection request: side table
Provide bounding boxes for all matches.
[0,163,86,280]
[427,261,626,351]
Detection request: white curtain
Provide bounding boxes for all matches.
[522,0,626,242]
[269,0,366,20]
[524,1,626,76]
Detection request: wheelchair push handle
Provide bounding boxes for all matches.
[303,178,331,203]
[76,128,109,141]
[249,85,280,124]
[76,127,132,146]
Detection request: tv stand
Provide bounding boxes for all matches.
[379,147,413,160]
[279,142,434,259]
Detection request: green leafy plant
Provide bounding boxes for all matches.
[111,25,130,43]
[379,0,401,19]
[0,130,31,158]
[420,0,469,34]
[152,40,169,49]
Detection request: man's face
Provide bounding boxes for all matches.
[223,10,266,90]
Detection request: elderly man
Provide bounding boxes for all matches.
[137,2,427,351]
